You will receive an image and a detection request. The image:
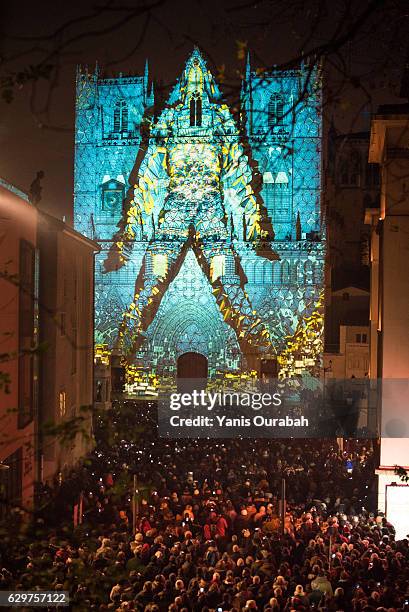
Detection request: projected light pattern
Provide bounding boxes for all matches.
[74,49,323,376]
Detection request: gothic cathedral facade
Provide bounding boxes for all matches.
[74,49,324,378]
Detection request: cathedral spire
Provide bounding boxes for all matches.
[245,51,251,81]
[148,81,154,107]
[144,59,149,95]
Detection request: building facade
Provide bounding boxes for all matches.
[326,129,379,272]
[324,324,369,379]
[366,106,409,536]
[74,49,324,378]
[0,179,39,515]
[325,284,370,353]
[0,181,98,513]
[37,213,99,484]
[324,129,379,353]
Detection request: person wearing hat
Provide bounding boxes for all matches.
[291,584,309,608]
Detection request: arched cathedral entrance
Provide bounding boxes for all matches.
[177,352,208,379]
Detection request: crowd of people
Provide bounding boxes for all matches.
[1,400,408,611]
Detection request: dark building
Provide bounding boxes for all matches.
[325,128,380,351]
[0,180,99,514]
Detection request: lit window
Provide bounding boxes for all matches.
[59,391,66,418]
[152,253,168,277]
[211,255,225,281]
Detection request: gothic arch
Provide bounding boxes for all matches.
[290,261,298,285]
[281,260,290,285]
[149,301,237,360]
[272,260,280,285]
[254,259,265,284]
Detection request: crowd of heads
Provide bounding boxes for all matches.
[1,401,408,611]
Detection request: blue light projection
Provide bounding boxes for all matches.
[74,49,324,378]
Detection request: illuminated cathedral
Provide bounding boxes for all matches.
[74,49,324,378]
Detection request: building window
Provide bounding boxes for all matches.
[342,292,350,301]
[254,260,264,284]
[268,93,285,127]
[113,99,128,133]
[339,150,362,186]
[272,261,280,285]
[281,260,290,285]
[244,263,254,284]
[303,260,313,284]
[356,333,367,343]
[211,255,225,281]
[18,240,36,429]
[350,150,362,186]
[313,264,322,284]
[290,262,298,285]
[152,253,168,277]
[339,157,349,185]
[59,390,66,418]
[189,93,202,127]
[272,180,291,221]
[263,261,272,283]
[264,170,291,223]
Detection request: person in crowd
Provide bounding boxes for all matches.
[1,401,407,611]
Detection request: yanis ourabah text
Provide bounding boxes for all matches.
[169,415,309,427]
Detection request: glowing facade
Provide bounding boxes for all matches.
[74,50,323,376]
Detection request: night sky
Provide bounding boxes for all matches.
[1,0,407,221]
